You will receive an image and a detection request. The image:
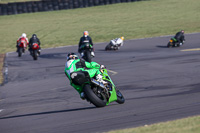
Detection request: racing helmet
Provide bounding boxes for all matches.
[67,53,79,61]
[120,36,124,40]
[32,34,37,38]
[83,31,89,37]
[22,33,26,38]
[181,30,184,34]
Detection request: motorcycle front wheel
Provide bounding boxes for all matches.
[83,84,107,107]
[116,90,125,104]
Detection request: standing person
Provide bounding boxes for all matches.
[29,34,41,54]
[174,30,185,45]
[78,31,95,57]
[16,33,29,52]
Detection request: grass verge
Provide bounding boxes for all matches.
[0,54,5,85]
[108,115,200,133]
[0,0,200,54]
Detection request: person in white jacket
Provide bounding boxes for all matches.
[16,33,29,52]
[105,36,124,50]
[111,36,124,47]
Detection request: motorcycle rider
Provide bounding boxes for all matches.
[29,34,41,54]
[65,53,106,99]
[110,36,124,48]
[174,30,185,45]
[16,33,29,52]
[78,31,95,57]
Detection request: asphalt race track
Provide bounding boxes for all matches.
[0,33,200,133]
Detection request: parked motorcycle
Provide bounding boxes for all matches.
[70,68,125,107]
[17,38,27,57]
[167,37,184,48]
[31,43,40,60]
[80,43,94,62]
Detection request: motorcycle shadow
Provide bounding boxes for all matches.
[156,45,168,48]
[0,106,96,120]
[97,49,119,52]
[39,53,66,59]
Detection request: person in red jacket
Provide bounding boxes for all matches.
[16,33,29,52]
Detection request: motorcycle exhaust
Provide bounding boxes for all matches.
[91,79,106,89]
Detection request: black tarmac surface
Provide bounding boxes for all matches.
[0,33,200,133]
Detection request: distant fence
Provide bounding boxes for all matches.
[0,0,143,15]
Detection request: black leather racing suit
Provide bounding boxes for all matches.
[78,36,94,53]
[174,32,185,44]
[29,37,41,52]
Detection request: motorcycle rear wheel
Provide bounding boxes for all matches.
[83,84,107,107]
[105,44,111,51]
[33,50,38,60]
[85,51,92,62]
[167,42,172,48]
[18,47,22,57]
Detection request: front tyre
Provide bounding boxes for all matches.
[116,90,125,104]
[83,84,107,107]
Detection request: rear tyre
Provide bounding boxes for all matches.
[33,50,38,60]
[167,42,172,48]
[22,48,25,53]
[105,44,111,51]
[18,48,22,57]
[116,90,125,104]
[83,84,107,107]
[85,51,91,62]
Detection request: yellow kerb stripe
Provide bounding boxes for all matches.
[181,48,200,51]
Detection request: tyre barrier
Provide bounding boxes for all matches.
[0,0,144,16]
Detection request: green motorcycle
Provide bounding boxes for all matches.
[69,68,125,107]
[80,43,93,62]
[167,37,182,48]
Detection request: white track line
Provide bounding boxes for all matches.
[107,69,118,75]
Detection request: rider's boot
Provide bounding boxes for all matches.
[81,52,84,57]
[80,92,85,100]
[38,47,41,52]
[91,51,95,57]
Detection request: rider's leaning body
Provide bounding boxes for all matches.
[110,36,124,46]
[65,53,103,95]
